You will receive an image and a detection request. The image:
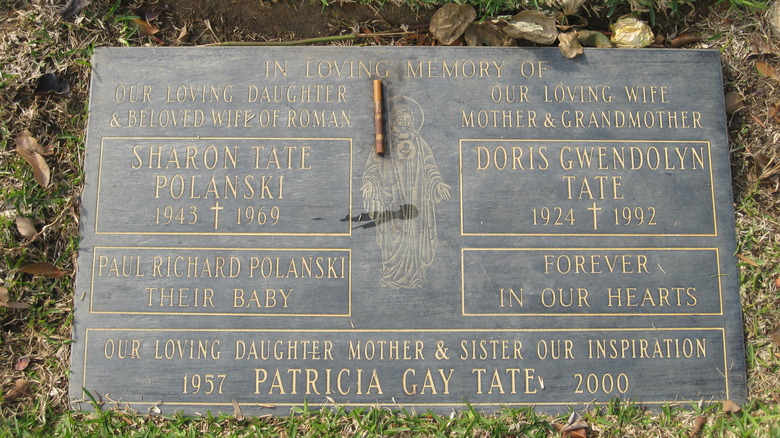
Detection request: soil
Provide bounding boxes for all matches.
[160,0,436,44]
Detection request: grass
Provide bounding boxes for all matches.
[1,0,780,436]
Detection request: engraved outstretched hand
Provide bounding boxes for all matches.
[435,182,451,202]
[361,181,384,213]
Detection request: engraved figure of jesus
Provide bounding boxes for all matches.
[361,97,451,289]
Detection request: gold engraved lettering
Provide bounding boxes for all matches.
[461,110,538,128]
[347,340,425,360]
[475,145,549,170]
[247,85,347,103]
[518,60,547,78]
[132,145,238,170]
[607,287,697,307]
[561,175,623,200]
[103,338,142,359]
[543,84,612,103]
[304,60,389,78]
[406,60,506,78]
[543,254,649,274]
[402,368,453,395]
[151,255,242,278]
[153,339,221,360]
[539,288,590,308]
[624,85,668,103]
[558,146,705,171]
[114,85,152,103]
[247,256,346,279]
[472,368,531,394]
[536,339,575,359]
[232,288,292,308]
[235,340,334,360]
[255,368,382,395]
[126,109,205,128]
[96,255,145,277]
[145,287,215,307]
[458,340,524,360]
[559,110,702,129]
[587,337,706,359]
[165,85,233,103]
[251,146,311,170]
[286,110,351,128]
[499,288,523,307]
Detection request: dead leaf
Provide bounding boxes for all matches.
[558,32,584,58]
[567,429,587,438]
[232,399,244,420]
[19,262,67,278]
[756,61,780,81]
[0,286,31,310]
[774,275,780,288]
[557,0,586,16]
[736,254,759,267]
[14,356,30,371]
[722,399,741,413]
[689,415,706,437]
[15,216,36,241]
[724,92,745,115]
[749,38,778,57]
[771,324,780,347]
[669,33,701,48]
[3,379,31,403]
[15,130,51,189]
[62,0,91,19]
[610,16,654,48]
[577,30,612,48]
[35,73,70,96]
[135,3,168,22]
[770,101,780,123]
[464,22,506,47]
[429,4,476,45]
[131,18,160,36]
[505,10,558,45]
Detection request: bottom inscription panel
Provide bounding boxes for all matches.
[78,327,729,412]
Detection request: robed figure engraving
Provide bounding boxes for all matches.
[362,97,451,289]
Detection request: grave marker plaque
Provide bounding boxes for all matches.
[71,47,746,414]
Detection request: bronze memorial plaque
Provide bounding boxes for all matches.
[71,47,746,414]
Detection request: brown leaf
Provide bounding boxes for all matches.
[3,379,31,403]
[566,428,588,438]
[135,3,169,22]
[669,33,701,48]
[577,30,612,48]
[15,216,37,241]
[505,10,558,45]
[14,356,30,372]
[736,253,760,267]
[232,399,244,420]
[464,22,506,47]
[724,92,745,115]
[19,262,67,278]
[131,18,160,36]
[429,4,476,45]
[771,324,780,348]
[62,0,91,19]
[0,286,31,310]
[722,399,741,413]
[15,130,51,189]
[558,32,584,58]
[557,0,586,16]
[756,61,780,81]
[748,38,777,57]
[774,275,780,288]
[689,416,706,437]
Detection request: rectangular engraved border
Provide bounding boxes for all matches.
[89,246,352,317]
[458,139,717,237]
[79,327,729,408]
[95,137,353,236]
[460,248,724,317]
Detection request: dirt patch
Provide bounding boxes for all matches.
[161,0,435,44]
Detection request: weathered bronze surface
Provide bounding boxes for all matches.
[71,47,745,415]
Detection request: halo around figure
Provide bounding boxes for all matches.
[388,96,424,131]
